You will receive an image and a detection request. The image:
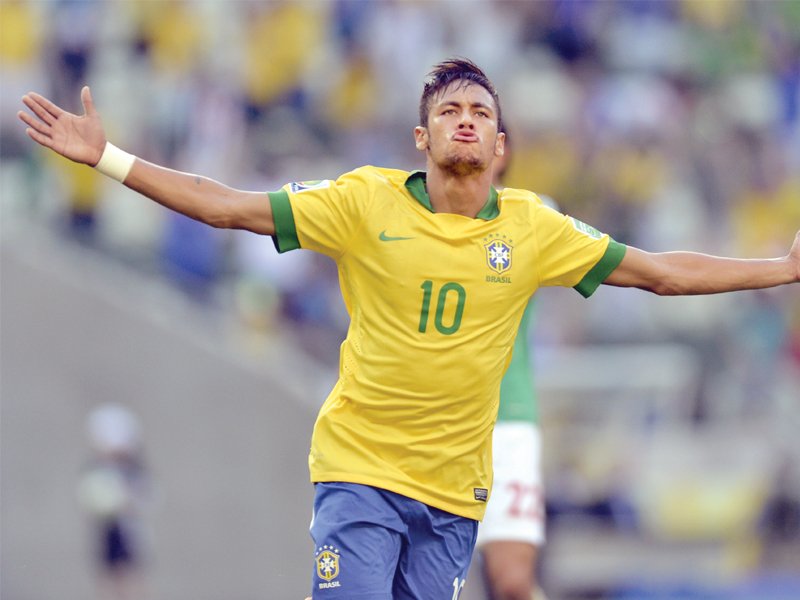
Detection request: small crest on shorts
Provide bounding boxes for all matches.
[315,545,341,582]
[290,180,331,193]
[474,488,489,502]
[483,234,513,274]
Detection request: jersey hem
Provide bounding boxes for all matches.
[311,473,484,522]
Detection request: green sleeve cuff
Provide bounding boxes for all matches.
[574,239,627,298]
[268,190,300,253]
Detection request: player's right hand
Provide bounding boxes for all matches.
[18,85,106,167]
[789,230,800,284]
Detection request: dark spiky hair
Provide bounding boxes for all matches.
[419,58,503,131]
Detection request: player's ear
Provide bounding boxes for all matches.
[414,126,429,151]
[494,130,505,157]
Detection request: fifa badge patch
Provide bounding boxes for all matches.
[290,180,332,194]
[484,235,513,274]
[571,217,602,239]
[315,545,341,587]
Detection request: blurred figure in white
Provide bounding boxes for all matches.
[77,403,151,600]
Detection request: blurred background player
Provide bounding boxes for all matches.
[471,131,550,600]
[77,403,151,600]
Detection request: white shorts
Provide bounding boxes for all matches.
[476,422,545,547]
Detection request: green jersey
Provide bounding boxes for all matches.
[497,299,537,423]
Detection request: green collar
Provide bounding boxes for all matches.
[404,171,500,220]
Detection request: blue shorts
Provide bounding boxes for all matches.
[309,482,478,599]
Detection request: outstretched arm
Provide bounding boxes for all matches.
[605,232,800,295]
[18,86,275,235]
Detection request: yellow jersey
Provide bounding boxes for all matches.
[269,166,625,520]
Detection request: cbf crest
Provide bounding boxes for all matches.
[484,234,513,274]
[315,545,341,583]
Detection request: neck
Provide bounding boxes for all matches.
[425,163,493,218]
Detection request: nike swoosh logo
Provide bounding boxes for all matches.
[379,230,414,242]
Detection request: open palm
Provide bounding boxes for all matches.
[18,86,106,166]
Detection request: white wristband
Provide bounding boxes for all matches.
[94,141,136,182]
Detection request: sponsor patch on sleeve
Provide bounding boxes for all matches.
[290,180,332,193]
[571,217,603,239]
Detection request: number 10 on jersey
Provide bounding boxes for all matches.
[418,280,466,335]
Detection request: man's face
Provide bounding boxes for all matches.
[415,82,504,176]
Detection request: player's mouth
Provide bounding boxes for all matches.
[452,132,478,142]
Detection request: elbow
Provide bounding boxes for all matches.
[647,278,689,296]
[185,182,242,229]
[204,211,234,229]
[648,283,674,296]
[621,269,683,296]
[197,201,239,229]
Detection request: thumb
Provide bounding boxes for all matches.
[80,85,96,116]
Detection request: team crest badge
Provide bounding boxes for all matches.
[485,238,513,274]
[315,545,341,581]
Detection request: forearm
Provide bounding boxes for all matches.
[117,156,275,235]
[655,252,795,294]
[606,247,798,295]
[125,159,238,227]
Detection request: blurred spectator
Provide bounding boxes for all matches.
[47,0,99,110]
[240,2,327,123]
[77,404,151,600]
[0,0,44,160]
[43,0,103,239]
[0,0,46,220]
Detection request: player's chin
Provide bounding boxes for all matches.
[440,153,487,176]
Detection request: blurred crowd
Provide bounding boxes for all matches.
[2,0,799,594]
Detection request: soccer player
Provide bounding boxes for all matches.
[19,59,799,599]
[475,132,551,600]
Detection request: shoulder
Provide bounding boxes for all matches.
[343,165,411,188]
[327,167,411,209]
[499,188,561,215]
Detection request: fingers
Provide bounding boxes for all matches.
[32,91,65,119]
[22,124,55,150]
[17,109,51,138]
[21,92,60,127]
[80,85,96,116]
